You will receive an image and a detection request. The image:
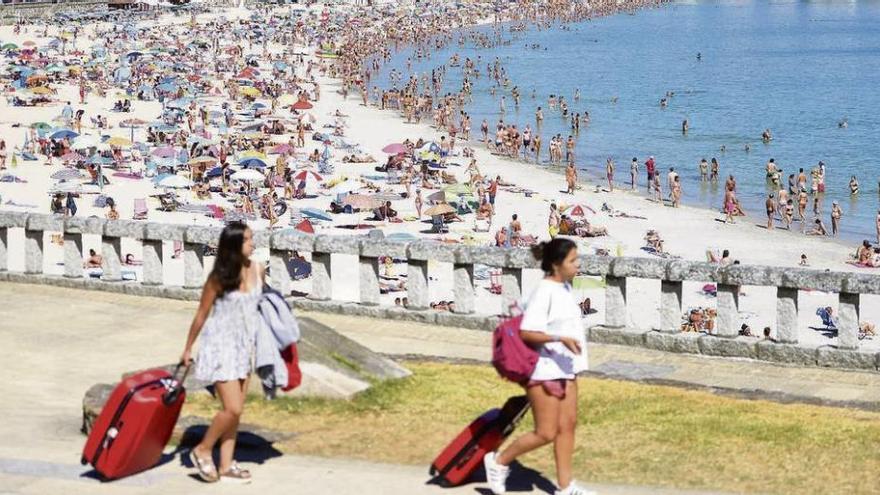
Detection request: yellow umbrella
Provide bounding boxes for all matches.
[239,86,261,97]
[29,86,53,95]
[106,136,132,147]
[238,149,266,159]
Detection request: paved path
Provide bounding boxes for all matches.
[1,282,876,494]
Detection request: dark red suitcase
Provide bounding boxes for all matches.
[430,395,530,487]
[81,365,187,480]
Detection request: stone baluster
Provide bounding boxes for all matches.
[775,287,799,344]
[659,280,683,333]
[837,292,860,350]
[453,263,476,314]
[0,212,30,272]
[604,275,627,328]
[24,214,63,274]
[312,235,360,302]
[500,267,522,314]
[714,283,740,337]
[141,239,164,286]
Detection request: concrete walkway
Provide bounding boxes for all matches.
[1,282,876,494]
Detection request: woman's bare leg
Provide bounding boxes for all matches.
[554,380,579,489]
[218,377,249,473]
[195,379,245,469]
[496,385,560,466]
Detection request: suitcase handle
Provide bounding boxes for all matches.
[163,363,190,406]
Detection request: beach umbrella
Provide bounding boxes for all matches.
[151,146,177,158]
[382,143,407,154]
[343,194,383,210]
[293,170,323,183]
[330,179,360,195]
[30,122,52,131]
[205,166,231,178]
[426,190,446,203]
[120,118,148,127]
[291,100,313,110]
[1,43,18,51]
[51,169,84,180]
[424,203,455,216]
[50,181,83,193]
[238,149,267,159]
[563,204,596,217]
[0,174,27,183]
[157,175,193,189]
[90,155,115,165]
[50,129,78,140]
[240,86,261,97]
[269,143,293,155]
[443,183,472,196]
[301,207,332,222]
[105,136,132,148]
[230,169,265,183]
[294,219,314,234]
[29,86,53,95]
[238,157,267,169]
[60,151,85,162]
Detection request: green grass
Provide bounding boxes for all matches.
[186,362,880,495]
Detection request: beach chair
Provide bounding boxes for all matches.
[489,271,502,295]
[158,195,178,212]
[207,204,225,221]
[133,198,148,220]
[431,215,448,234]
[287,257,312,281]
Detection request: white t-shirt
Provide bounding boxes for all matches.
[520,279,589,380]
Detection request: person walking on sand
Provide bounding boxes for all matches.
[630,157,638,190]
[181,223,263,484]
[605,158,614,192]
[565,163,577,194]
[765,193,775,230]
[415,188,423,219]
[483,238,593,495]
[831,201,843,236]
[671,176,682,207]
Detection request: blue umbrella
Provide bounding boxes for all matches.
[89,155,115,165]
[156,82,178,93]
[50,129,78,140]
[205,166,230,178]
[301,207,332,222]
[238,157,267,168]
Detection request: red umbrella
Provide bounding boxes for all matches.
[292,100,313,110]
[381,143,407,154]
[295,219,314,234]
[293,170,323,182]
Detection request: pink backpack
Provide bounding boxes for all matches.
[492,313,539,384]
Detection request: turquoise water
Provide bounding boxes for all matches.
[376,0,880,241]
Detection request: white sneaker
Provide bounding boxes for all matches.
[555,480,598,495]
[483,451,509,494]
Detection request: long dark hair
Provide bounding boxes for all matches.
[211,222,250,295]
[531,238,577,275]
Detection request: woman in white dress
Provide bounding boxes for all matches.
[181,222,263,484]
[484,238,593,495]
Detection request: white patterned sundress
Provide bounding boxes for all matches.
[194,269,262,383]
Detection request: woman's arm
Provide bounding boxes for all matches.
[181,276,219,364]
[520,330,581,354]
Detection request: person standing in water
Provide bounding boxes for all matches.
[605,158,614,192]
[483,238,592,495]
[630,157,638,190]
[831,201,843,236]
[181,223,262,484]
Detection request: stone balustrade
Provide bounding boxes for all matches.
[1,211,878,372]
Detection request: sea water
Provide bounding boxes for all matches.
[375,0,880,242]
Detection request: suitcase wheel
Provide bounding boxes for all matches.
[428,465,437,476]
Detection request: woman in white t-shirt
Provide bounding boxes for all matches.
[484,238,593,495]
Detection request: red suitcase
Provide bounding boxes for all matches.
[81,365,187,480]
[430,395,530,487]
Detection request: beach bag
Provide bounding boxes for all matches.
[491,308,539,384]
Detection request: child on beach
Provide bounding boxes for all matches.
[483,238,592,495]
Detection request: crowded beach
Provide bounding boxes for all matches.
[0,0,877,348]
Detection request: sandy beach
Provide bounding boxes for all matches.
[0,1,877,350]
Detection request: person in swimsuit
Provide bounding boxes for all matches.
[765,194,775,230]
[181,223,263,484]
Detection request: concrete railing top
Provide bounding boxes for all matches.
[2,211,878,294]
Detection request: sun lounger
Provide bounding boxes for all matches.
[431,215,449,234]
[816,307,838,331]
[133,198,148,220]
[287,258,312,281]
